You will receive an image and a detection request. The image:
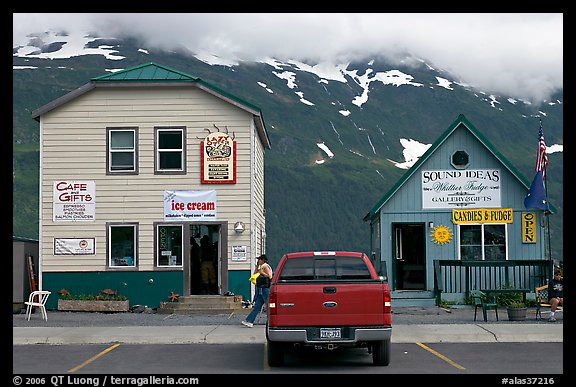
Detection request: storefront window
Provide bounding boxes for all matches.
[108,223,137,267]
[459,224,507,260]
[484,224,506,260]
[157,225,183,267]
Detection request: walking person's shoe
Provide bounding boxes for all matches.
[548,316,557,322]
[241,320,254,328]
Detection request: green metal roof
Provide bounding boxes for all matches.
[92,62,265,120]
[92,62,199,82]
[32,62,271,149]
[363,114,555,222]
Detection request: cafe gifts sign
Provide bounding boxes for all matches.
[422,169,501,209]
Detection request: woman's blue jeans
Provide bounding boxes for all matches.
[246,286,270,323]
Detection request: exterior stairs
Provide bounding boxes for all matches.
[157,295,246,315]
[391,290,436,307]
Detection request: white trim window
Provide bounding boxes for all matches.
[155,127,186,174]
[458,224,507,261]
[107,128,137,174]
[108,223,138,268]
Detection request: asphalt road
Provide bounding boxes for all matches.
[13,342,563,375]
[12,306,564,377]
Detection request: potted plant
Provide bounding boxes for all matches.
[495,286,528,321]
[505,300,528,321]
[57,288,129,312]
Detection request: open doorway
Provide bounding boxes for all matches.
[393,223,426,290]
[189,224,220,295]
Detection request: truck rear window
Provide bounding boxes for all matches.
[278,256,372,281]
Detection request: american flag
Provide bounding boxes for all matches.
[535,121,548,179]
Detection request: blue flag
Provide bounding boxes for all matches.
[524,170,549,210]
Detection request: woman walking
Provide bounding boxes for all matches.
[242,254,273,327]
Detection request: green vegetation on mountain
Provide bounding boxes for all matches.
[12,37,563,265]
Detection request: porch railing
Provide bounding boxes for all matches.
[433,259,553,305]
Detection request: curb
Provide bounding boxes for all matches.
[13,323,563,345]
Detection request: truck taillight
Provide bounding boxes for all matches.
[268,286,277,315]
[383,284,391,313]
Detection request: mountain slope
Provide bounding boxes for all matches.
[12,32,564,264]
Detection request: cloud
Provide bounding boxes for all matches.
[13,13,563,103]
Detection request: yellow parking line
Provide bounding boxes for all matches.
[416,342,465,370]
[68,343,121,373]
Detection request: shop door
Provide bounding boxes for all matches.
[393,223,426,290]
[189,224,221,295]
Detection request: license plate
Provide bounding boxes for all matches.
[320,328,341,339]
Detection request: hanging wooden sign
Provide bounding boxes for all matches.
[200,126,236,184]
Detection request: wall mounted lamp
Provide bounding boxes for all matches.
[234,221,245,233]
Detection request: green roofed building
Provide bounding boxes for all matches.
[32,62,271,310]
[363,114,555,306]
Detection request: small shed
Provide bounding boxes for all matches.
[13,236,39,312]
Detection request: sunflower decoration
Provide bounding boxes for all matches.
[431,224,453,245]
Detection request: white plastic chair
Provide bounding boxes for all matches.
[24,290,51,321]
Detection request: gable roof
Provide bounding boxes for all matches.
[92,62,199,82]
[363,114,554,221]
[32,62,271,149]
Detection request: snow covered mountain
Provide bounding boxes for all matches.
[13,31,564,262]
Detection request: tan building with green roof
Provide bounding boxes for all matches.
[32,62,271,309]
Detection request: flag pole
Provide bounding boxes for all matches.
[544,170,552,264]
[544,170,553,279]
[544,176,552,262]
[540,117,552,264]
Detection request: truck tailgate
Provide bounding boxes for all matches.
[270,282,388,326]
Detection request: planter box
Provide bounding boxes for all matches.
[58,299,129,313]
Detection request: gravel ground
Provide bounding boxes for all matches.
[13,306,560,327]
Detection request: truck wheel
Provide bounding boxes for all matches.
[267,340,285,366]
[372,339,390,366]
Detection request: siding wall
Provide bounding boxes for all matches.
[40,86,264,273]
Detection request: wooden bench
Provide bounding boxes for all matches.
[535,284,551,320]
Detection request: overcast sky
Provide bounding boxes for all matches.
[13,13,563,103]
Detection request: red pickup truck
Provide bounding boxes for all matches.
[266,251,392,366]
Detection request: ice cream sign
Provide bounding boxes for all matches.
[53,181,96,221]
[164,190,217,221]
